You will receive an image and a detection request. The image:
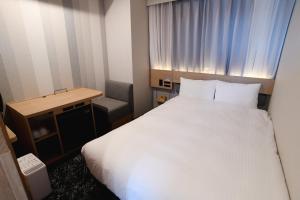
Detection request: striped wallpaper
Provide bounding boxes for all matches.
[0,0,108,103]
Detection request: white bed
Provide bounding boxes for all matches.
[82,96,289,200]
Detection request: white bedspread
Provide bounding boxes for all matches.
[82,96,289,200]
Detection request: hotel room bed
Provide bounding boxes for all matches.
[82,96,289,200]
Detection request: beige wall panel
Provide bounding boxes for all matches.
[131,0,152,117]
[269,1,300,199]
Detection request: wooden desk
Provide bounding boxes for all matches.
[6,126,17,143]
[6,88,102,165]
[7,88,102,117]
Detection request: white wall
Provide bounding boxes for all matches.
[130,0,152,117]
[104,0,152,117]
[0,0,106,102]
[104,0,133,83]
[269,1,300,199]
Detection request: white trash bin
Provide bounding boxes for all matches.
[17,153,52,200]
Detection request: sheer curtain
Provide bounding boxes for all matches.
[149,0,295,79]
[149,2,173,70]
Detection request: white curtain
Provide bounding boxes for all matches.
[149,2,173,70]
[149,0,295,79]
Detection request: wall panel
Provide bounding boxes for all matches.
[269,1,300,199]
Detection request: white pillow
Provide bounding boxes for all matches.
[179,77,216,101]
[214,81,261,108]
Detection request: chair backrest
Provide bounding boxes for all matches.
[105,80,133,110]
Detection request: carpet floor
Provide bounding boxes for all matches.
[45,154,119,200]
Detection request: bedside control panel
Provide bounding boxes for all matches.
[159,79,172,89]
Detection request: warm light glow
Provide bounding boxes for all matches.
[153,65,172,70]
[242,72,271,79]
[154,65,272,79]
[179,66,187,72]
[178,66,225,75]
[230,71,271,79]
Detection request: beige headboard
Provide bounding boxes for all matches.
[150,69,275,95]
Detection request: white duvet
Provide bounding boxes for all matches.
[82,96,289,200]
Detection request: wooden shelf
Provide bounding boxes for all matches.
[44,154,64,166]
[35,135,62,163]
[44,146,81,166]
[34,132,58,143]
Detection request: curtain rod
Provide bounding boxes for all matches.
[147,0,176,6]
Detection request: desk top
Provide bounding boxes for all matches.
[7,88,102,117]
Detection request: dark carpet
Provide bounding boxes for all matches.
[45,154,119,200]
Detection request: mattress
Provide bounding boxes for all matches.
[82,96,289,200]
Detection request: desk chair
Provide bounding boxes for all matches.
[93,80,133,135]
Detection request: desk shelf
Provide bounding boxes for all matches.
[34,132,58,143]
[29,112,57,140]
[35,135,62,162]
